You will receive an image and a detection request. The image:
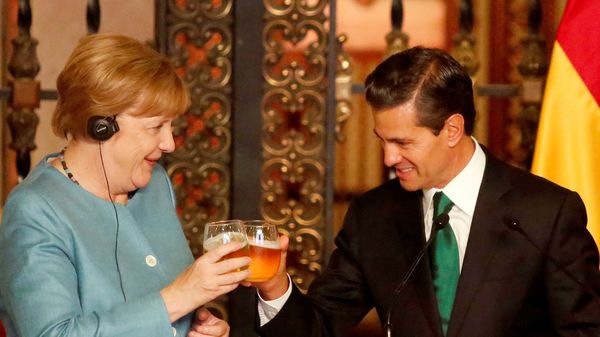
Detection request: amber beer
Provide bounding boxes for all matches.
[246,240,281,282]
[243,220,281,282]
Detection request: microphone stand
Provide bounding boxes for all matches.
[385,213,450,337]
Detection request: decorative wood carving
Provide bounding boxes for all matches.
[159,0,234,320]
[335,34,352,142]
[452,0,479,76]
[487,0,555,164]
[161,0,234,258]
[86,0,100,34]
[384,0,409,58]
[262,0,329,289]
[517,0,547,169]
[6,0,40,179]
[505,0,547,168]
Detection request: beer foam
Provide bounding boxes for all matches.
[203,232,247,251]
[248,240,280,249]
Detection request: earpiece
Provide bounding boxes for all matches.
[87,115,120,141]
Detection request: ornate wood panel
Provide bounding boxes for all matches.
[156,1,334,330]
[487,0,556,166]
[158,0,234,258]
[261,0,331,289]
[3,0,40,194]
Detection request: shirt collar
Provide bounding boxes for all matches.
[423,138,486,216]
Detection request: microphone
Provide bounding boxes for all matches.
[385,213,450,337]
[503,216,600,306]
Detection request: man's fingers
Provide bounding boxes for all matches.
[196,307,210,321]
[279,235,289,251]
[277,235,289,272]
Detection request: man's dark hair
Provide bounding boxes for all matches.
[365,47,476,135]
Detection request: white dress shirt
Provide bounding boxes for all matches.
[257,274,293,325]
[422,138,486,269]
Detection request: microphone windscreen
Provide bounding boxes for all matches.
[502,216,521,232]
[434,213,450,230]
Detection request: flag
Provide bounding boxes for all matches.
[531,0,600,247]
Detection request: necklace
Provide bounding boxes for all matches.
[59,147,80,185]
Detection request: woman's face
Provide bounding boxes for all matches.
[104,112,175,193]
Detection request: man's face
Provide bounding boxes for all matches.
[373,103,452,191]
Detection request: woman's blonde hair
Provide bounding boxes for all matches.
[52,33,190,139]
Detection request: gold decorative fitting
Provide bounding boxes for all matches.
[384,30,409,60]
[7,10,41,173]
[452,33,480,77]
[335,34,352,142]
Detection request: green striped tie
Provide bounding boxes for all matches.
[430,192,459,336]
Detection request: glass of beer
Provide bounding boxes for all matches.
[203,220,249,269]
[242,220,281,282]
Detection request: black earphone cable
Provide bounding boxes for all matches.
[99,143,127,302]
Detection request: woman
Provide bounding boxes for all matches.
[0,34,249,337]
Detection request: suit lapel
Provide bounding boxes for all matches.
[396,190,444,337]
[446,154,512,337]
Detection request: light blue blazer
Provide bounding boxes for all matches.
[0,155,194,336]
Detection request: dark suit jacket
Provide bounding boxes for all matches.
[257,153,600,337]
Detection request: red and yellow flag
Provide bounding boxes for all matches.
[532,0,600,247]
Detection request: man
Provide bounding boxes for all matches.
[253,47,600,337]
[191,47,600,337]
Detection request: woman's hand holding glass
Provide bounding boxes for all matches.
[203,220,250,264]
[160,220,251,323]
